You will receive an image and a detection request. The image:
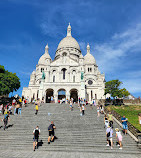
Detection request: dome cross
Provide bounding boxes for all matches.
[67,23,71,36]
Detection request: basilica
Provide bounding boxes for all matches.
[22,24,105,103]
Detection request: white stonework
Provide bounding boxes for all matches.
[22,24,105,103]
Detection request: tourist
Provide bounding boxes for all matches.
[18,104,22,115]
[8,104,13,114]
[19,97,22,105]
[80,98,83,108]
[106,126,113,149]
[14,103,17,115]
[71,97,73,104]
[12,98,16,106]
[78,97,81,107]
[93,99,96,106]
[115,128,123,149]
[33,126,40,151]
[51,96,54,103]
[24,99,27,106]
[37,98,41,107]
[104,114,109,128]
[16,102,20,114]
[22,99,25,107]
[108,112,113,128]
[121,115,128,135]
[97,105,100,117]
[2,111,10,130]
[81,104,86,115]
[100,105,104,114]
[35,101,39,115]
[48,121,56,144]
[70,100,73,111]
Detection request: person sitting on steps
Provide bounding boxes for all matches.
[48,121,56,144]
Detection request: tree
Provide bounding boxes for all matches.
[105,79,130,98]
[0,65,20,96]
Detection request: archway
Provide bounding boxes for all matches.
[58,89,66,100]
[70,89,78,102]
[46,89,54,103]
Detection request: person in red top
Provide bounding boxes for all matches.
[12,99,16,106]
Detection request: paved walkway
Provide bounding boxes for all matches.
[0,103,140,158]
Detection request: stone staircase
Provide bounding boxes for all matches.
[0,103,140,155]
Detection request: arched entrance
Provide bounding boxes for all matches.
[46,89,54,103]
[70,89,78,102]
[58,89,66,100]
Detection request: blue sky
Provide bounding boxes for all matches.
[0,0,141,97]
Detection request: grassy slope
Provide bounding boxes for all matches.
[106,105,141,132]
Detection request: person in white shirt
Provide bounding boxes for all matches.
[81,104,86,115]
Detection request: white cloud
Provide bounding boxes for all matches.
[92,23,141,73]
[89,23,141,96]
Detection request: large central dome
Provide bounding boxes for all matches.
[56,23,80,51]
[57,36,80,51]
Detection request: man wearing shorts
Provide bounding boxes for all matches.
[33,126,40,151]
[121,115,128,135]
[48,121,56,144]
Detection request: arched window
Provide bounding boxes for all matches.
[53,76,55,82]
[73,76,75,82]
[62,68,66,80]
[88,68,89,72]
[62,52,67,56]
[41,68,44,72]
[90,68,92,72]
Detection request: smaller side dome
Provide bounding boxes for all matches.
[84,43,96,65]
[84,53,96,65]
[38,44,51,65]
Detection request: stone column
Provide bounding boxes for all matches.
[54,90,58,103]
[38,79,44,101]
[80,80,86,99]
[66,91,70,103]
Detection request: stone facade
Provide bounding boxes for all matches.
[22,24,105,103]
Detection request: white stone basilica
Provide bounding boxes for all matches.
[22,24,105,103]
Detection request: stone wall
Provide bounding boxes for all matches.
[123,98,141,105]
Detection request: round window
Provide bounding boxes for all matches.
[88,80,93,85]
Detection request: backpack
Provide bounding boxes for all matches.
[107,131,110,137]
[107,128,111,137]
[34,129,39,138]
[48,124,53,131]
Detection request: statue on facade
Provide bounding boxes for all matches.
[81,72,84,80]
[42,71,46,80]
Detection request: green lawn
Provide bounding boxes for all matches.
[106,105,141,132]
